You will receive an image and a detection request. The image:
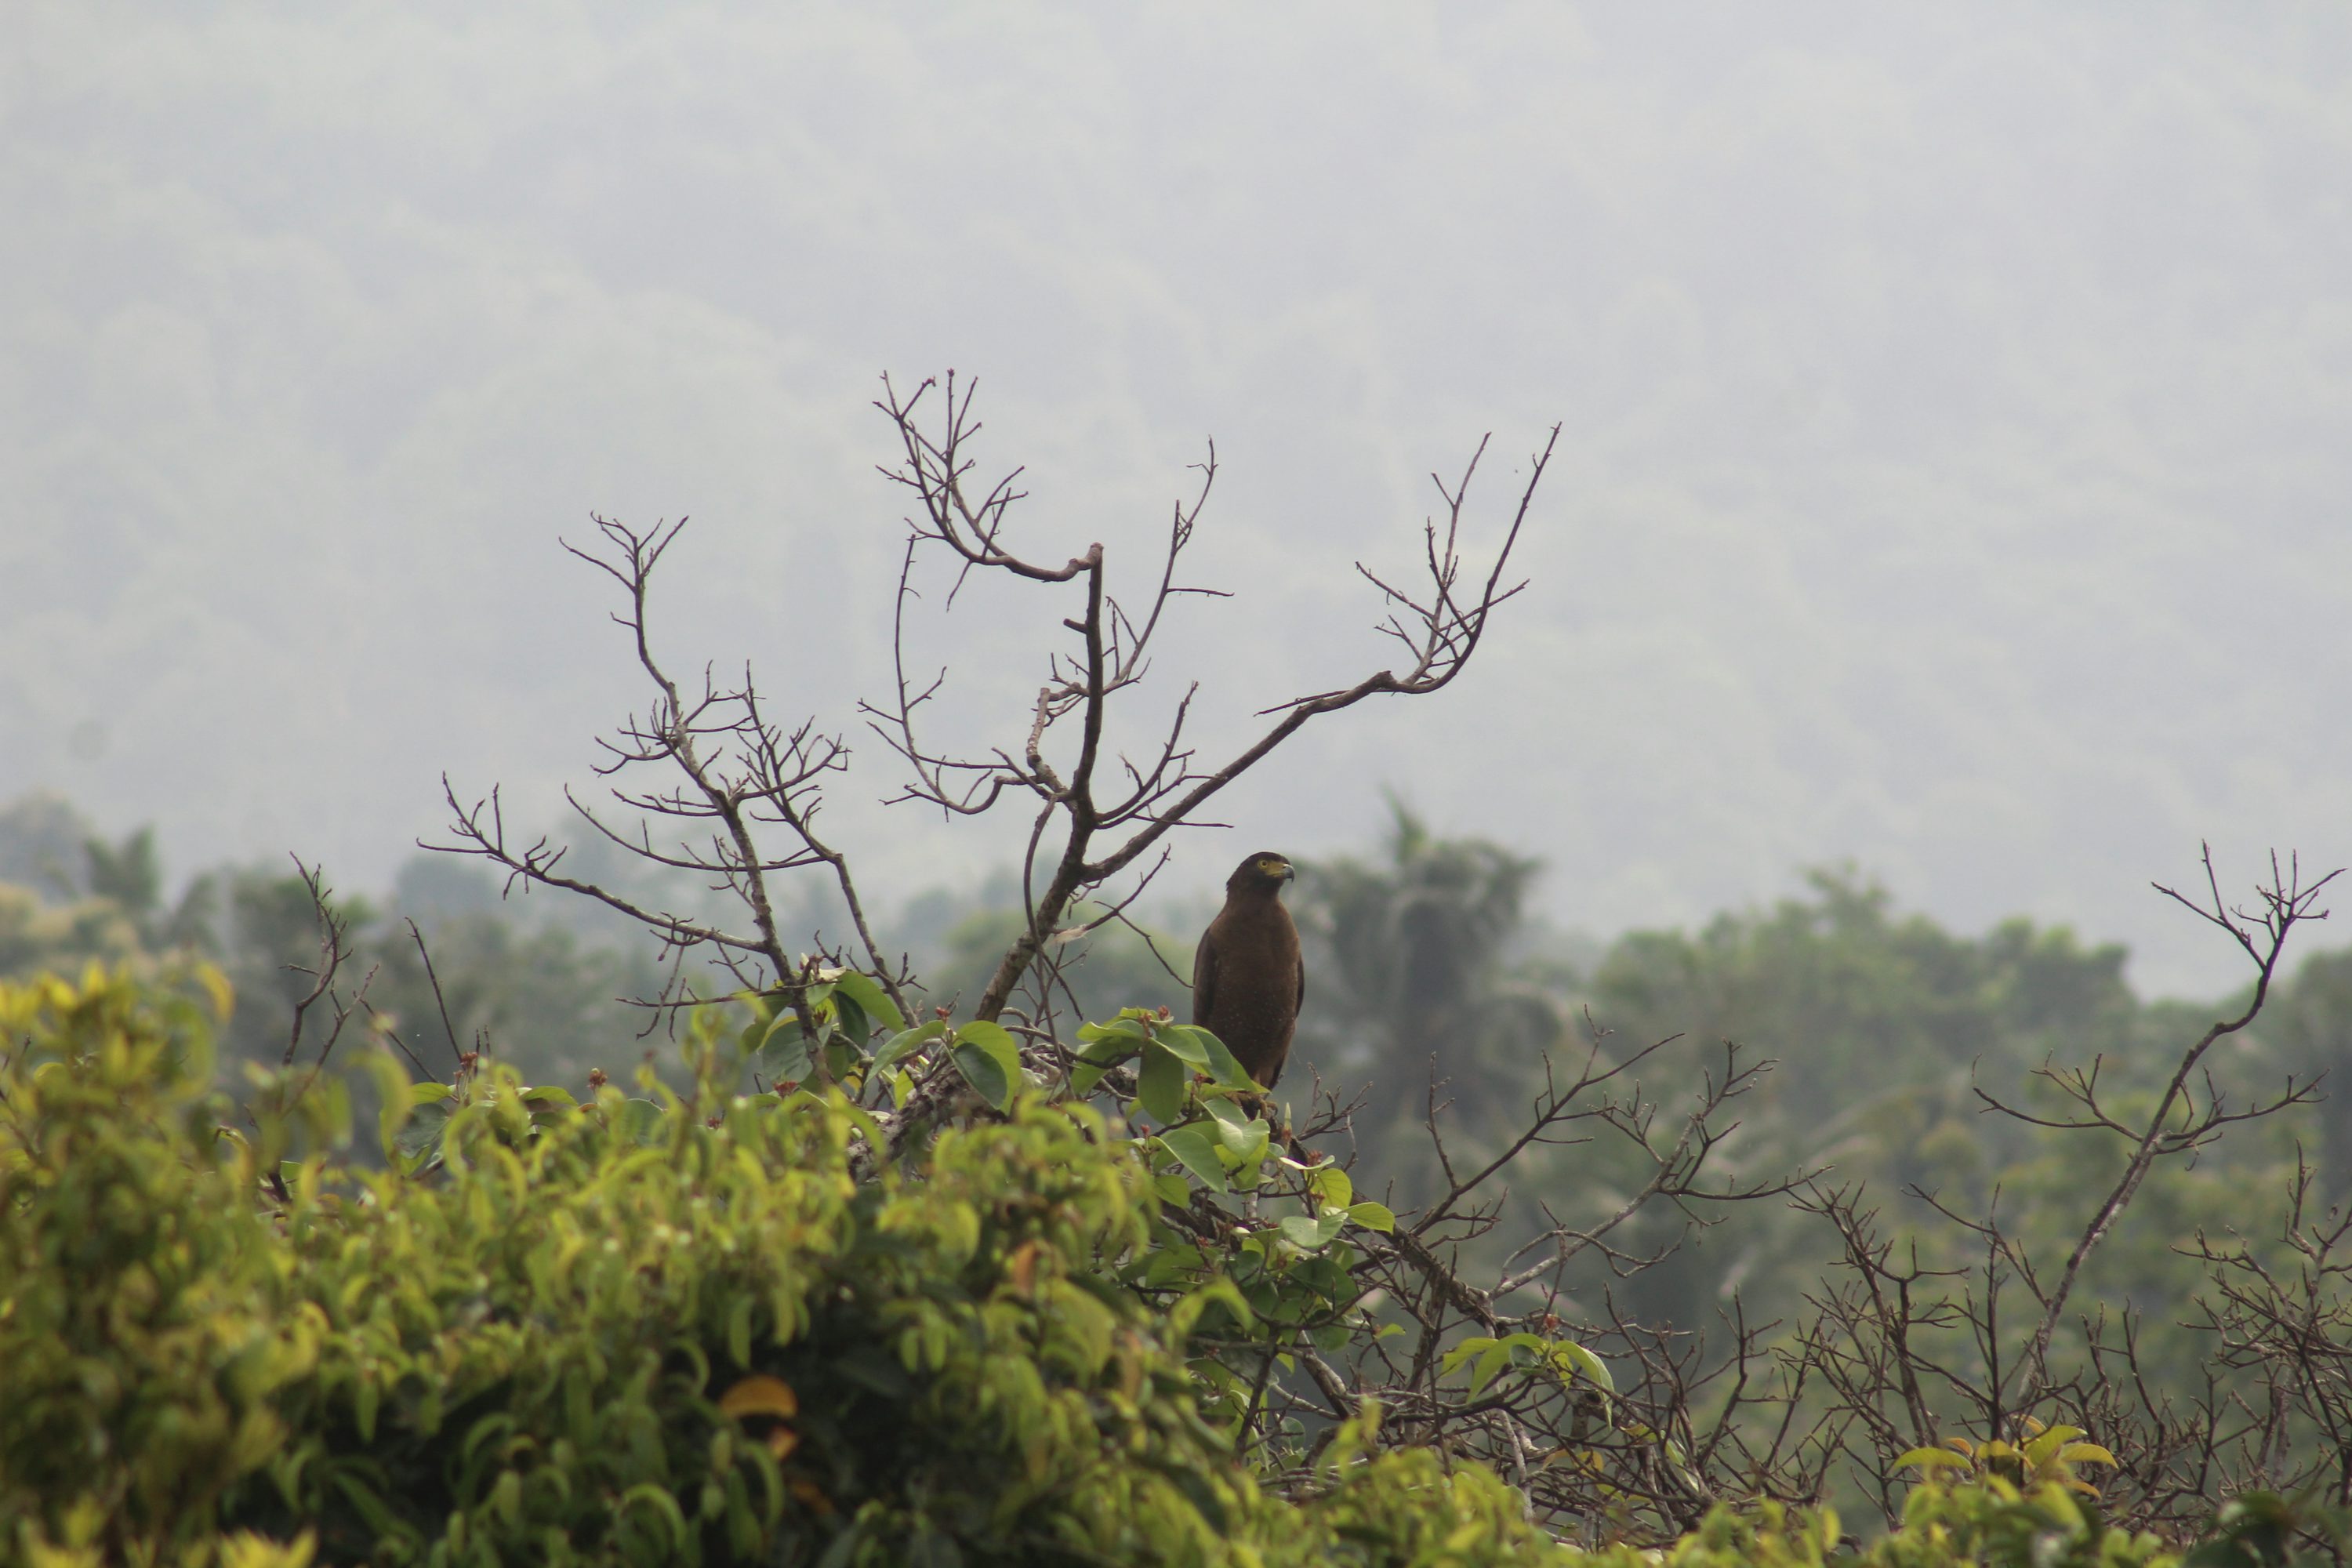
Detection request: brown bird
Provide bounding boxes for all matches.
[1192,851,1305,1091]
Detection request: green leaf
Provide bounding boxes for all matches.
[726,1294,754,1369]
[1205,1098,1269,1162]
[873,1018,947,1073]
[952,1019,1023,1110]
[1172,1025,1258,1090]
[394,1097,452,1165]
[1308,1165,1352,1210]
[618,1483,690,1554]
[822,1034,862,1081]
[760,985,832,1048]
[1893,1447,1973,1472]
[1441,1338,1498,1377]
[1137,1040,1186,1125]
[1072,1027,1143,1095]
[1277,1212,1347,1253]
[757,1014,817,1081]
[2182,1544,2259,1568]
[760,1042,813,1087]
[1553,1340,1615,1395]
[952,1045,1011,1110]
[358,1049,417,1152]
[1077,1033,1144,1065]
[615,1098,664,1145]
[829,989,871,1053]
[829,970,905,1034]
[1157,1126,1229,1193]
[1077,1017,1149,1045]
[1472,1341,1515,1394]
[1345,1201,1396,1233]
[1168,1278,1255,1338]
[955,1018,1021,1066]
[1153,1023,1211,1067]
[1138,1245,1202,1289]
[1440,1333,1555,1393]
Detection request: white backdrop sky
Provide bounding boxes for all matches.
[4,3,2348,995]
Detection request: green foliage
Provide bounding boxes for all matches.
[81,826,164,920]
[15,792,2352,1559]
[1261,1406,1576,1566]
[1623,1483,2176,1568]
[1590,867,2143,1131]
[0,965,328,1565]
[0,967,1578,1566]
[2181,1490,2352,1568]
[0,884,144,979]
[1579,867,2298,1346]
[0,793,97,900]
[2255,946,2352,1203]
[1868,1482,2174,1568]
[1893,1421,2118,1496]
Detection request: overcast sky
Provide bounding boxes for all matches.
[5,2,2348,995]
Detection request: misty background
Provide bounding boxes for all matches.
[5,3,2350,998]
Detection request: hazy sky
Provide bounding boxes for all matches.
[5,3,2349,996]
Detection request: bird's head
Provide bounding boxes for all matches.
[1228,851,1297,896]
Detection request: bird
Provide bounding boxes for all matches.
[1192,851,1305,1091]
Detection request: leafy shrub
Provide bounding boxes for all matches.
[12,966,2339,1568]
[1620,1483,2172,1568]
[0,967,1573,1567]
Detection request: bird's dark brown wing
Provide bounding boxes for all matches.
[1191,929,1218,1027]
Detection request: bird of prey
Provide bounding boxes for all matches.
[1192,851,1305,1091]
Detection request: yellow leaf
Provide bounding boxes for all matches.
[1007,1239,1042,1297]
[1895,1447,1973,1472]
[198,963,235,1022]
[718,1374,799,1421]
[216,1531,317,1568]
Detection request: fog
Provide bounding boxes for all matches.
[5,3,2348,996]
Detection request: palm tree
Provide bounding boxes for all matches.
[1290,800,1559,1131]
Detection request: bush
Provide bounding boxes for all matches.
[0,967,1577,1567]
[1623,1483,2172,1568]
[12,966,2338,1568]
